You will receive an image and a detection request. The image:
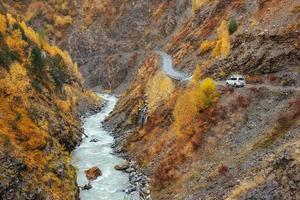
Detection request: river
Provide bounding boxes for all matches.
[71,94,135,200]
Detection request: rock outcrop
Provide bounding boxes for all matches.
[85,167,102,181]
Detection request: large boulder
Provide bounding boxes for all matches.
[114,161,129,171]
[85,167,102,181]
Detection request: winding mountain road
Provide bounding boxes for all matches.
[157,51,300,92]
[156,51,192,81]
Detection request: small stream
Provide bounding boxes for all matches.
[71,94,136,200]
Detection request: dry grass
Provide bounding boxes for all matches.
[252,98,300,150]
[225,175,266,200]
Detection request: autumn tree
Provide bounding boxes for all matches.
[6,62,32,102]
[146,71,175,112]
[174,77,218,136]
[0,14,7,34]
[173,87,199,136]
[199,40,215,53]
[197,78,217,109]
[212,20,230,58]
[20,21,42,47]
[5,29,28,58]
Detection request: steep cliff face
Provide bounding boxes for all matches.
[0,12,99,199]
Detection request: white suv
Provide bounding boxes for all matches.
[226,75,246,87]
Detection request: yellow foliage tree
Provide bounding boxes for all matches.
[5,29,28,58]
[0,14,7,34]
[6,62,31,100]
[199,40,215,53]
[197,78,217,109]
[146,71,175,112]
[20,21,42,47]
[173,87,199,136]
[174,78,218,136]
[212,20,231,58]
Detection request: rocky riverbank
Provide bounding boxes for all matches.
[113,159,152,199]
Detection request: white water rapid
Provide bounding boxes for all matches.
[72,94,135,200]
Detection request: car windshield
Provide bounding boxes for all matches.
[231,78,237,80]
[238,78,244,80]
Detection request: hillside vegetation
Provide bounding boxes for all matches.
[0,12,99,199]
[0,0,76,40]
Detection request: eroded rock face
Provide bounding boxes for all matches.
[207,32,300,85]
[85,167,102,181]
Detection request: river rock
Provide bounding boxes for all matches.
[85,167,102,180]
[114,161,129,171]
[89,138,100,143]
[125,167,135,173]
[124,185,137,194]
[81,182,92,191]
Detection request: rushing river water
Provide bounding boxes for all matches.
[72,94,134,200]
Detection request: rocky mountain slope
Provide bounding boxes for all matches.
[59,0,300,92]
[97,0,299,199]
[1,0,299,200]
[0,11,99,199]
